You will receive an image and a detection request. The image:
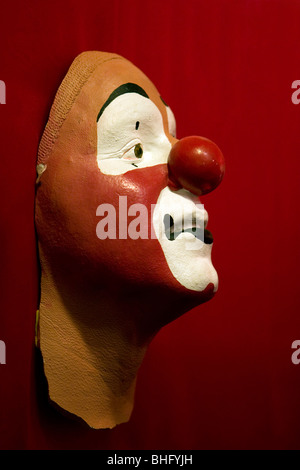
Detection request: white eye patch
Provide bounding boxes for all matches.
[166,105,176,138]
[96,93,171,175]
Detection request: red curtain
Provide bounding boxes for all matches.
[0,0,300,450]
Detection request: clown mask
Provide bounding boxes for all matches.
[35,51,225,429]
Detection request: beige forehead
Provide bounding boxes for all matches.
[80,58,165,120]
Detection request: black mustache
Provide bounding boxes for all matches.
[163,214,213,244]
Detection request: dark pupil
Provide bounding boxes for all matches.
[134,144,143,158]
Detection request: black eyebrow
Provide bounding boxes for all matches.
[96,83,149,122]
[160,96,169,107]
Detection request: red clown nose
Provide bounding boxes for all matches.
[168,136,225,196]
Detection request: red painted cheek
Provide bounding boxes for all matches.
[88,165,172,284]
[38,160,179,287]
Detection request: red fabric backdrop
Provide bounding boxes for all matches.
[1,0,300,450]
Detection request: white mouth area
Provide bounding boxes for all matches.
[153,187,219,292]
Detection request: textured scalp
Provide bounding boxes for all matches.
[37,51,122,168]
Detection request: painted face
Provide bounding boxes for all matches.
[36,54,224,317]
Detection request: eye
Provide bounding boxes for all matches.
[122,143,144,162]
[134,143,143,158]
